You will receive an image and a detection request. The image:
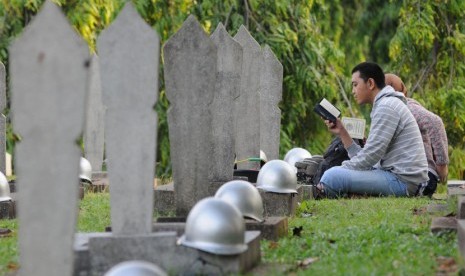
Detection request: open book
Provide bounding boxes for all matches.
[313,98,341,123]
[341,117,366,139]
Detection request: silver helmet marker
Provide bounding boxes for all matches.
[256,160,298,194]
[104,260,167,276]
[178,197,247,255]
[284,148,312,167]
[215,180,264,222]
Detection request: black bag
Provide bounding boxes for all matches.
[312,137,364,185]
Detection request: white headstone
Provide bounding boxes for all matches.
[97,2,159,235]
[233,26,262,169]
[259,45,283,161]
[9,1,90,275]
[163,15,217,216]
[84,54,105,171]
[210,23,242,182]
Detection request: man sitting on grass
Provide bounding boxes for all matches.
[315,62,428,198]
[385,73,449,197]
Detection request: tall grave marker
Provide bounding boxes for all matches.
[0,62,6,175]
[210,23,243,183]
[80,11,261,275]
[233,26,262,169]
[9,1,89,275]
[97,2,159,235]
[84,54,105,172]
[163,15,217,216]
[259,45,283,161]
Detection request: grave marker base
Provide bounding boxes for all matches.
[447,180,465,188]
[426,203,449,215]
[153,216,288,241]
[89,171,109,192]
[154,183,175,216]
[457,220,465,262]
[244,217,288,241]
[0,199,15,219]
[8,181,16,193]
[259,186,302,217]
[430,216,457,233]
[297,184,314,201]
[154,181,229,216]
[74,231,261,275]
[448,186,465,197]
[458,196,465,219]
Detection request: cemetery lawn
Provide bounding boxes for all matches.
[0,193,460,275]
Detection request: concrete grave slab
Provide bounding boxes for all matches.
[88,171,109,192]
[81,231,261,275]
[97,2,159,235]
[245,217,288,241]
[9,1,89,275]
[259,45,283,162]
[430,216,456,233]
[448,180,465,188]
[210,23,242,183]
[83,54,105,172]
[153,183,175,216]
[152,222,186,236]
[8,180,15,193]
[259,185,302,217]
[233,26,262,170]
[457,220,465,262]
[74,232,113,276]
[0,200,15,219]
[458,196,465,219]
[163,15,217,216]
[448,186,465,196]
[298,184,315,201]
[426,203,449,215]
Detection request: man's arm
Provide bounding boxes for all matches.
[436,164,448,183]
[342,104,400,170]
[427,114,449,182]
[325,118,354,149]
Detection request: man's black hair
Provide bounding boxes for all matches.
[351,62,385,89]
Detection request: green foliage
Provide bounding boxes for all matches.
[0,0,464,179]
[389,0,465,178]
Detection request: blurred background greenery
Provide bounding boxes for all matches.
[1,0,464,180]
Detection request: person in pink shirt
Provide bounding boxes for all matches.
[385,73,449,197]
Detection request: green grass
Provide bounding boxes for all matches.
[0,193,461,275]
[77,192,111,232]
[261,197,460,275]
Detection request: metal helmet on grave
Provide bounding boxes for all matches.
[256,159,298,194]
[178,197,247,255]
[284,148,312,170]
[104,260,167,276]
[215,180,264,222]
[0,171,11,202]
[79,157,92,184]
